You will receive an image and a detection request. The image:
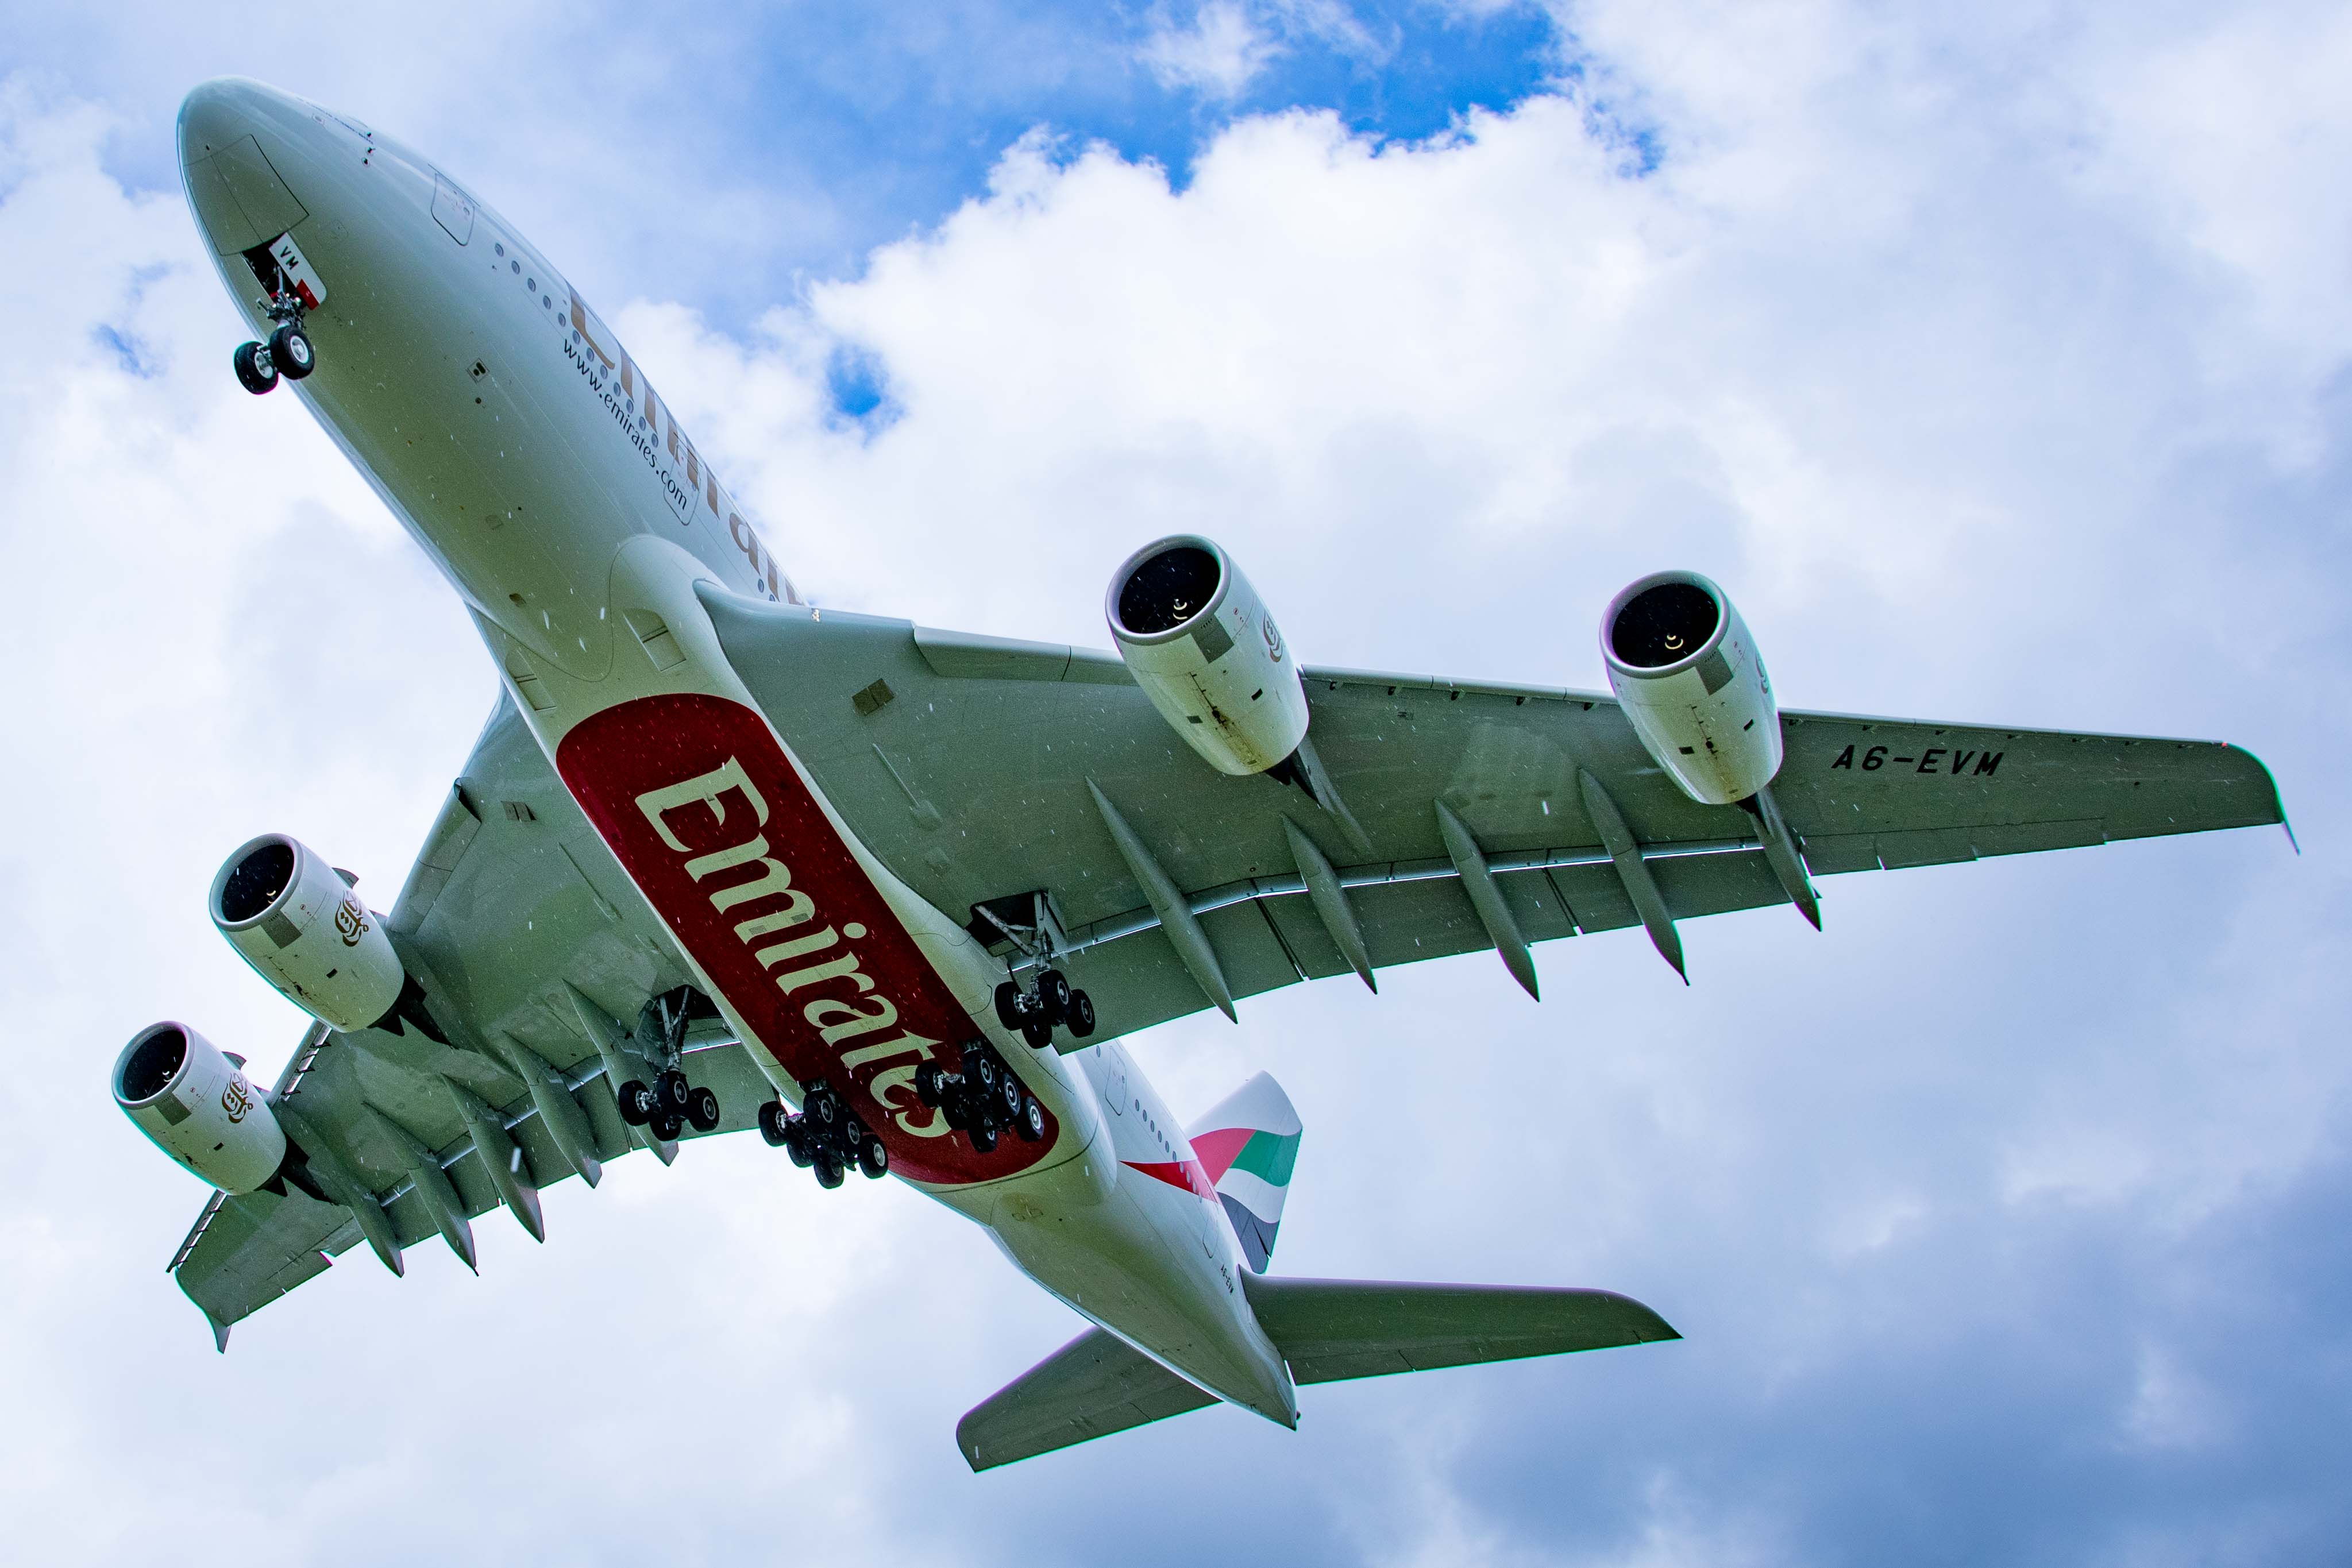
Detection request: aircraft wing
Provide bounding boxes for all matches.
[170,590,2284,1339]
[701,588,2287,1037]
[169,696,780,1341]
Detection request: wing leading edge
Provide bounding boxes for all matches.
[168,697,780,1342]
[699,589,2285,1042]
[171,594,2284,1341]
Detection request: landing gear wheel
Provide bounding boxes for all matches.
[993,981,1023,1030]
[781,1118,813,1167]
[943,1095,972,1131]
[913,1063,948,1108]
[1021,1015,1055,1049]
[1067,990,1096,1038]
[616,1079,654,1126]
[813,1153,845,1189]
[267,323,315,381]
[969,1123,997,1154]
[856,1134,889,1179]
[994,1073,1023,1122]
[967,1055,997,1095]
[687,1086,722,1133]
[233,341,277,395]
[1016,1094,1046,1143]
[657,1069,692,1115]
[650,1110,684,1141]
[805,1087,839,1130]
[757,1100,789,1146]
[1035,969,1071,1023]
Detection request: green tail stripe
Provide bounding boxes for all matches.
[1229,1128,1299,1188]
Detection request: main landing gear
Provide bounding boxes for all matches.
[994,968,1095,1050]
[616,1068,720,1141]
[913,1040,1047,1154]
[615,987,722,1141]
[758,1082,888,1189]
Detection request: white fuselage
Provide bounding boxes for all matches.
[178,78,1294,1428]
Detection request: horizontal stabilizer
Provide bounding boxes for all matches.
[957,1327,1217,1471]
[957,1277,1675,1471]
[1244,1274,1676,1381]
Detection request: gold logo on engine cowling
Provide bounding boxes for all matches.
[335,897,368,947]
[222,1075,252,1123]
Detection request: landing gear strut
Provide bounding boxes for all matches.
[915,1040,1047,1152]
[615,987,722,1140]
[994,968,1095,1049]
[759,1082,888,1188]
[970,896,1095,1050]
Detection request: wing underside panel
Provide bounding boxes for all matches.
[701,591,2281,1045]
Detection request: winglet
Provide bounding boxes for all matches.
[2232,742,2296,854]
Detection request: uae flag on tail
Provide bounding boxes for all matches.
[1186,1072,1303,1273]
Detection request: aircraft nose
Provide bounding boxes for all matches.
[177,78,318,257]
[177,77,271,165]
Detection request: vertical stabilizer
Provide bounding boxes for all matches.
[1186,1072,1302,1272]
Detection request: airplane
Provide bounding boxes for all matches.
[111,78,2289,1472]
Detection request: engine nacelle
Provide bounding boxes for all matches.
[112,1021,288,1194]
[1601,570,1782,806]
[1105,535,1309,776]
[210,833,405,1033]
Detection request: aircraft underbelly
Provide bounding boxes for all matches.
[242,109,1277,1390]
[986,1173,1293,1422]
[283,242,1109,1211]
[552,684,1086,1188]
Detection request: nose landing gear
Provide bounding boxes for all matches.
[758,1082,888,1189]
[232,318,315,395]
[994,968,1096,1049]
[231,241,319,397]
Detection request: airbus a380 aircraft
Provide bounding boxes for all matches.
[114,78,2287,1469]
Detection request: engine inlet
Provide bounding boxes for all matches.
[1609,579,1722,670]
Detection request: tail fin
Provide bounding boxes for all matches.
[1186,1072,1301,1272]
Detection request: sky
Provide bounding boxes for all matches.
[3,1,2349,1562]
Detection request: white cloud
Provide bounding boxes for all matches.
[1139,2,1283,98]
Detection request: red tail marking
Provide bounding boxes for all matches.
[1187,1126,1254,1184]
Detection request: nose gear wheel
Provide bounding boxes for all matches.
[232,271,319,396]
[232,341,277,395]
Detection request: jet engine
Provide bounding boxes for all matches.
[210,832,406,1033]
[1106,535,1309,776]
[112,1021,288,1194]
[1600,570,1782,805]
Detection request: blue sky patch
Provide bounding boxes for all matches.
[823,342,900,437]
